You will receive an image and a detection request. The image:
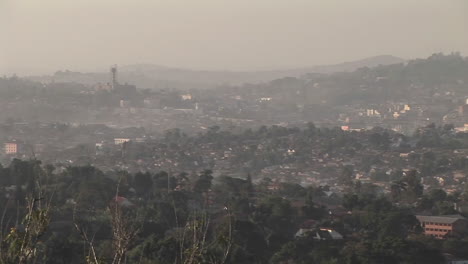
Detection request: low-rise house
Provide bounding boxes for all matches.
[294,220,318,238]
[314,228,344,240]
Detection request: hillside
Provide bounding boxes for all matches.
[26,55,405,89]
[227,52,468,106]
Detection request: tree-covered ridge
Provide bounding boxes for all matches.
[219,52,468,105]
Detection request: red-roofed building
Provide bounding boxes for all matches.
[112,196,134,207]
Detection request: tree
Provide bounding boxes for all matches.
[153,171,176,191]
[128,235,178,264]
[194,170,213,194]
[403,170,423,201]
[270,236,315,264]
[377,211,419,239]
[109,200,140,264]
[428,189,447,202]
[73,178,141,264]
[390,180,407,202]
[340,165,354,186]
[43,233,77,264]
[0,167,52,264]
[133,172,153,196]
[253,195,295,250]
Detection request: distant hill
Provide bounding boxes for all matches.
[117,55,405,88]
[27,55,405,89]
[120,55,404,74]
[296,55,405,74]
[233,52,468,106]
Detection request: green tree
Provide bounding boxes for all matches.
[194,170,213,194]
[133,172,153,196]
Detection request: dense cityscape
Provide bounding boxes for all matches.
[2,1,468,263]
[0,53,468,263]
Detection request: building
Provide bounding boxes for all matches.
[4,143,18,154]
[114,138,131,145]
[143,98,161,108]
[294,220,343,240]
[112,196,134,207]
[455,124,468,133]
[314,228,344,240]
[94,83,112,92]
[366,109,381,117]
[181,94,192,101]
[416,215,468,238]
[110,65,137,96]
[459,105,468,116]
[32,144,46,155]
[120,100,131,108]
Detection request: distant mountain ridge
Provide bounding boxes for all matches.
[27,55,405,89]
[299,55,405,74]
[120,55,404,74]
[116,55,405,88]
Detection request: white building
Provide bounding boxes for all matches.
[114,138,130,145]
[181,94,192,100]
[120,100,130,108]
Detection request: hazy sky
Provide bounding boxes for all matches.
[1,0,467,75]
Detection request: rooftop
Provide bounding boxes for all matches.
[416,214,466,224]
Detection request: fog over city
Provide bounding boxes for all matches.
[2,1,468,264]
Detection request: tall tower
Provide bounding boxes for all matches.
[110,65,118,90]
